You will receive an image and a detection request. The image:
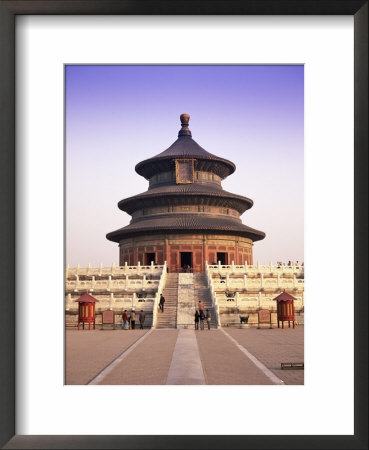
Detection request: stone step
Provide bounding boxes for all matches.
[158,273,179,328]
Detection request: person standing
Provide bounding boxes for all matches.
[122,310,129,330]
[199,309,205,330]
[159,294,165,312]
[130,309,136,330]
[194,310,200,330]
[205,309,211,330]
[139,310,146,329]
[198,300,205,312]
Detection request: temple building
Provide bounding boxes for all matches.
[106,114,265,273]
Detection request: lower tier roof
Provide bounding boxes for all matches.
[106,214,265,243]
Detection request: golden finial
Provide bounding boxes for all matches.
[178,113,191,137]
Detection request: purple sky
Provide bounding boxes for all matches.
[66,65,304,267]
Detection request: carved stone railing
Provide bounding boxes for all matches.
[205,262,221,328]
[210,273,304,292]
[65,276,160,293]
[152,261,167,328]
[207,261,304,277]
[216,292,304,309]
[66,262,165,279]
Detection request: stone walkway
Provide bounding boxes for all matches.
[66,326,304,385]
[166,329,205,385]
[65,329,147,384]
[92,330,178,385]
[226,327,304,385]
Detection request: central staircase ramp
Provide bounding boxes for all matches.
[193,273,217,329]
[177,273,217,329]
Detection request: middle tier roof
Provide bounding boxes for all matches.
[118,183,254,215]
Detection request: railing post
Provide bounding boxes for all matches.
[91,276,95,291]
[215,291,221,328]
[66,293,72,311]
[152,263,167,329]
[109,292,114,310]
[152,292,159,328]
[74,274,79,292]
[107,275,111,291]
[243,274,247,290]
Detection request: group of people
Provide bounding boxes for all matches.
[122,309,146,330]
[277,260,303,267]
[195,300,211,330]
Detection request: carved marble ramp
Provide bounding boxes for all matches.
[166,329,205,385]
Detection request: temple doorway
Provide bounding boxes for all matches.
[180,252,192,272]
[145,253,156,265]
[217,252,228,265]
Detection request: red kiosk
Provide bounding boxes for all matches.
[75,292,99,330]
[274,290,296,329]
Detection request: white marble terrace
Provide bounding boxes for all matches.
[65,261,304,327]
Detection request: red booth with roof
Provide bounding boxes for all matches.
[75,292,99,330]
[273,290,296,329]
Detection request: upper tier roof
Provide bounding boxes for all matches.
[135,114,236,180]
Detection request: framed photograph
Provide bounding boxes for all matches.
[0,1,367,449]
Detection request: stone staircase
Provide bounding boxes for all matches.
[193,273,218,328]
[156,273,178,329]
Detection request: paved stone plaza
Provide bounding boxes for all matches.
[66,326,304,385]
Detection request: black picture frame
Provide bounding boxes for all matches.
[0,1,367,449]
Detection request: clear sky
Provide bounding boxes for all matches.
[66,65,304,267]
